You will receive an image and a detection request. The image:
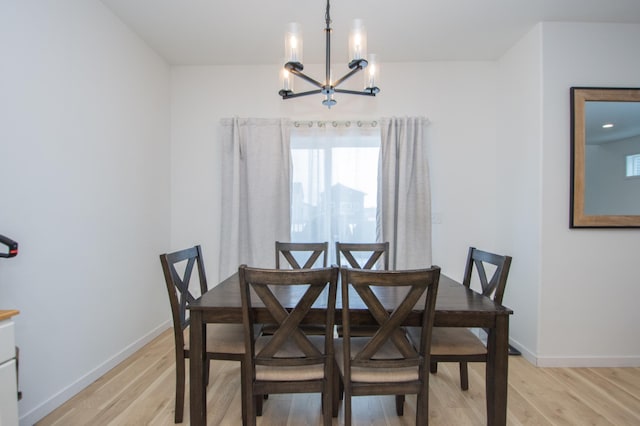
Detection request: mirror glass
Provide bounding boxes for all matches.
[570,87,640,228]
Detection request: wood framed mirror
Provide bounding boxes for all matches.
[570,87,640,228]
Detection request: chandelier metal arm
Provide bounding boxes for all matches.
[333,88,376,97]
[279,89,323,99]
[287,66,324,89]
[332,63,365,88]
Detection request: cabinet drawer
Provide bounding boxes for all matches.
[0,320,15,363]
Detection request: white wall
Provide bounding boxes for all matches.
[538,22,640,366]
[495,25,543,362]
[494,22,640,367]
[170,62,501,283]
[0,1,171,423]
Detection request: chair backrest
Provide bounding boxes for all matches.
[159,245,208,343]
[462,247,512,305]
[335,242,389,270]
[340,267,440,371]
[275,241,328,269]
[239,265,339,369]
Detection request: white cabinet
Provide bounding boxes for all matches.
[0,315,18,426]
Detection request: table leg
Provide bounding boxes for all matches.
[190,310,206,425]
[486,315,509,426]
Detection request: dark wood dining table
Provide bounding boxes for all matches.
[188,271,513,425]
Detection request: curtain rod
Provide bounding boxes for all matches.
[292,120,378,128]
[220,117,429,128]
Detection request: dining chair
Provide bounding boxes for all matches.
[335,241,389,270]
[159,245,247,424]
[239,265,339,426]
[336,267,441,425]
[267,242,330,336]
[335,242,390,337]
[275,241,328,269]
[408,246,512,391]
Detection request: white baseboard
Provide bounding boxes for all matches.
[535,355,640,368]
[19,320,171,426]
[508,337,640,367]
[508,337,537,365]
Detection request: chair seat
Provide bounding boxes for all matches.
[255,335,327,381]
[409,327,487,356]
[336,324,380,337]
[335,337,419,383]
[261,323,327,335]
[184,323,246,355]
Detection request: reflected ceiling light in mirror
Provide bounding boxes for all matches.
[602,123,614,128]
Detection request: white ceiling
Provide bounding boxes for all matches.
[99,0,640,66]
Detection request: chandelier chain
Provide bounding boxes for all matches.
[325,0,331,27]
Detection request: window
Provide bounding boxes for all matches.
[290,125,380,263]
[626,153,640,177]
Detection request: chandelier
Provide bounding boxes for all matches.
[278,0,380,108]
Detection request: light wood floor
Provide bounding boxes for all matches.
[37,329,640,425]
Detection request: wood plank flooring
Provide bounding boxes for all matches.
[36,329,640,425]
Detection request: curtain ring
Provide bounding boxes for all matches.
[372,121,378,127]
[318,121,325,127]
[294,121,300,128]
[345,121,351,127]
[332,121,338,127]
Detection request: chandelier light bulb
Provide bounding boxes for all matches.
[349,19,367,61]
[285,23,303,63]
[365,53,380,91]
[281,67,293,92]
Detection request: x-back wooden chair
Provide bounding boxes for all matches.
[239,265,339,426]
[336,267,441,425]
[409,246,512,391]
[275,241,328,269]
[268,242,330,338]
[335,241,389,270]
[159,245,247,424]
[335,242,390,338]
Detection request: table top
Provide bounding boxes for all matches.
[190,272,512,328]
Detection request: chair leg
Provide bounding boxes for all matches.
[174,358,185,423]
[255,395,263,416]
[430,361,438,374]
[459,361,469,390]
[344,391,352,426]
[204,358,211,386]
[395,395,405,416]
[322,390,332,426]
[416,389,428,425]
[242,361,256,426]
[332,370,341,417]
[321,356,333,426]
[239,361,248,426]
